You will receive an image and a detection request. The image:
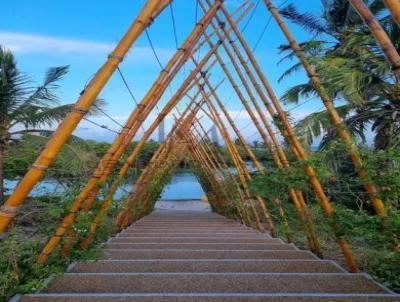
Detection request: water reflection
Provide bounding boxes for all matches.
[160,172,204,200]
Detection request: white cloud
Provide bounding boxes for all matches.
[0,31,174,63]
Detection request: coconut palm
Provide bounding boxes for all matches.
[1,46,77,202]
[278,0,400,150]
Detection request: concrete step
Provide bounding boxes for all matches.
[101,249,317,260]
[71,259,345,274]
[41,273,389,294]
[116,233,270,238]
[124,227,252,232]
[134,221,239,224]
[109,237,281,244]
[103,243,295,251]
[121,229,260,234]
[19,293,400,302]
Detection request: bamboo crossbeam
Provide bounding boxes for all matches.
[0,0,171,235]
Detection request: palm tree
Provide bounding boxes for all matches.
[0,46,74,202]
[278,0,400,149]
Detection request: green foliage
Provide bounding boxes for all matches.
[0,190,110,301]
[249,143,400,291]
[278,1,400,150]
[4,134,99,181]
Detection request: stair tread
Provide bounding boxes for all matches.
[103,243,295,250]
[20,293,400,302]
[71,259,344,273]
[42,273,389,294]
[18,210,398,302]
[102,249,317,260]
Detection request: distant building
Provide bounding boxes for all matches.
[158,119,165,143]
[211,124,219,146]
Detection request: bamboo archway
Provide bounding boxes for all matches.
[1,0,399,274]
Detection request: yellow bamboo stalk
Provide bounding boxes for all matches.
[77,0,223,213]
[185,133,231,212]
[191,120,249,222]
[119,135,186,227]
[384,0,400,25]
[262,0,385,222]
[350,0,400,80]
[117,96,208,225]
[191,114,252,224]
[36,3,224,263]
[0,0,171,235]
[116,140,177,228]
[188,129,235,211]
[128,142,187,220]
[79,88,209,248]
[202,92,273,233]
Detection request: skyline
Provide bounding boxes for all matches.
[2,0,324,142]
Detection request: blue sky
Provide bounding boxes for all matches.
[2,0,324,142]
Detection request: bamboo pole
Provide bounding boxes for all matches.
[79,88,211,248]
[201,92,271,233]
[262,0,385,221]
[384,0,400,25]
[185,133,231,212]
[188,127,236,211]
[186,122,242,213]
[202,78,295,241]
[199,3,319,252]
[191,119,251,224]
[129,145,186,222]
[0,0,171,235]
[116,99,213,228]
[206,0,353,267]
[110,44,221,225]
[349,0,400,81]
[213,2,322,248]
[193,0,253,55]
[212,0,356,270]
[74,0,223,213]
[36,3,223,263]
[118,134,186,227]
[128,141,187,220]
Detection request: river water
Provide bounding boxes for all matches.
[5,171,205,200]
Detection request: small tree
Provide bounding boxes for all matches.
[0,46,72,202]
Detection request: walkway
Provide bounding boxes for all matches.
[18,210,399,301]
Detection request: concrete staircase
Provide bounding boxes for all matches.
[18,211,400,301]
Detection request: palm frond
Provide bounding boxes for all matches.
[23,66,69,106]
[295,104,353,147]
[280,4,327,35]
[280,83,316,104]
[0,46,32,122]
[278,63,303,83]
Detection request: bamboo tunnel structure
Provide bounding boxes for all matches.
[3,0,400,278]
